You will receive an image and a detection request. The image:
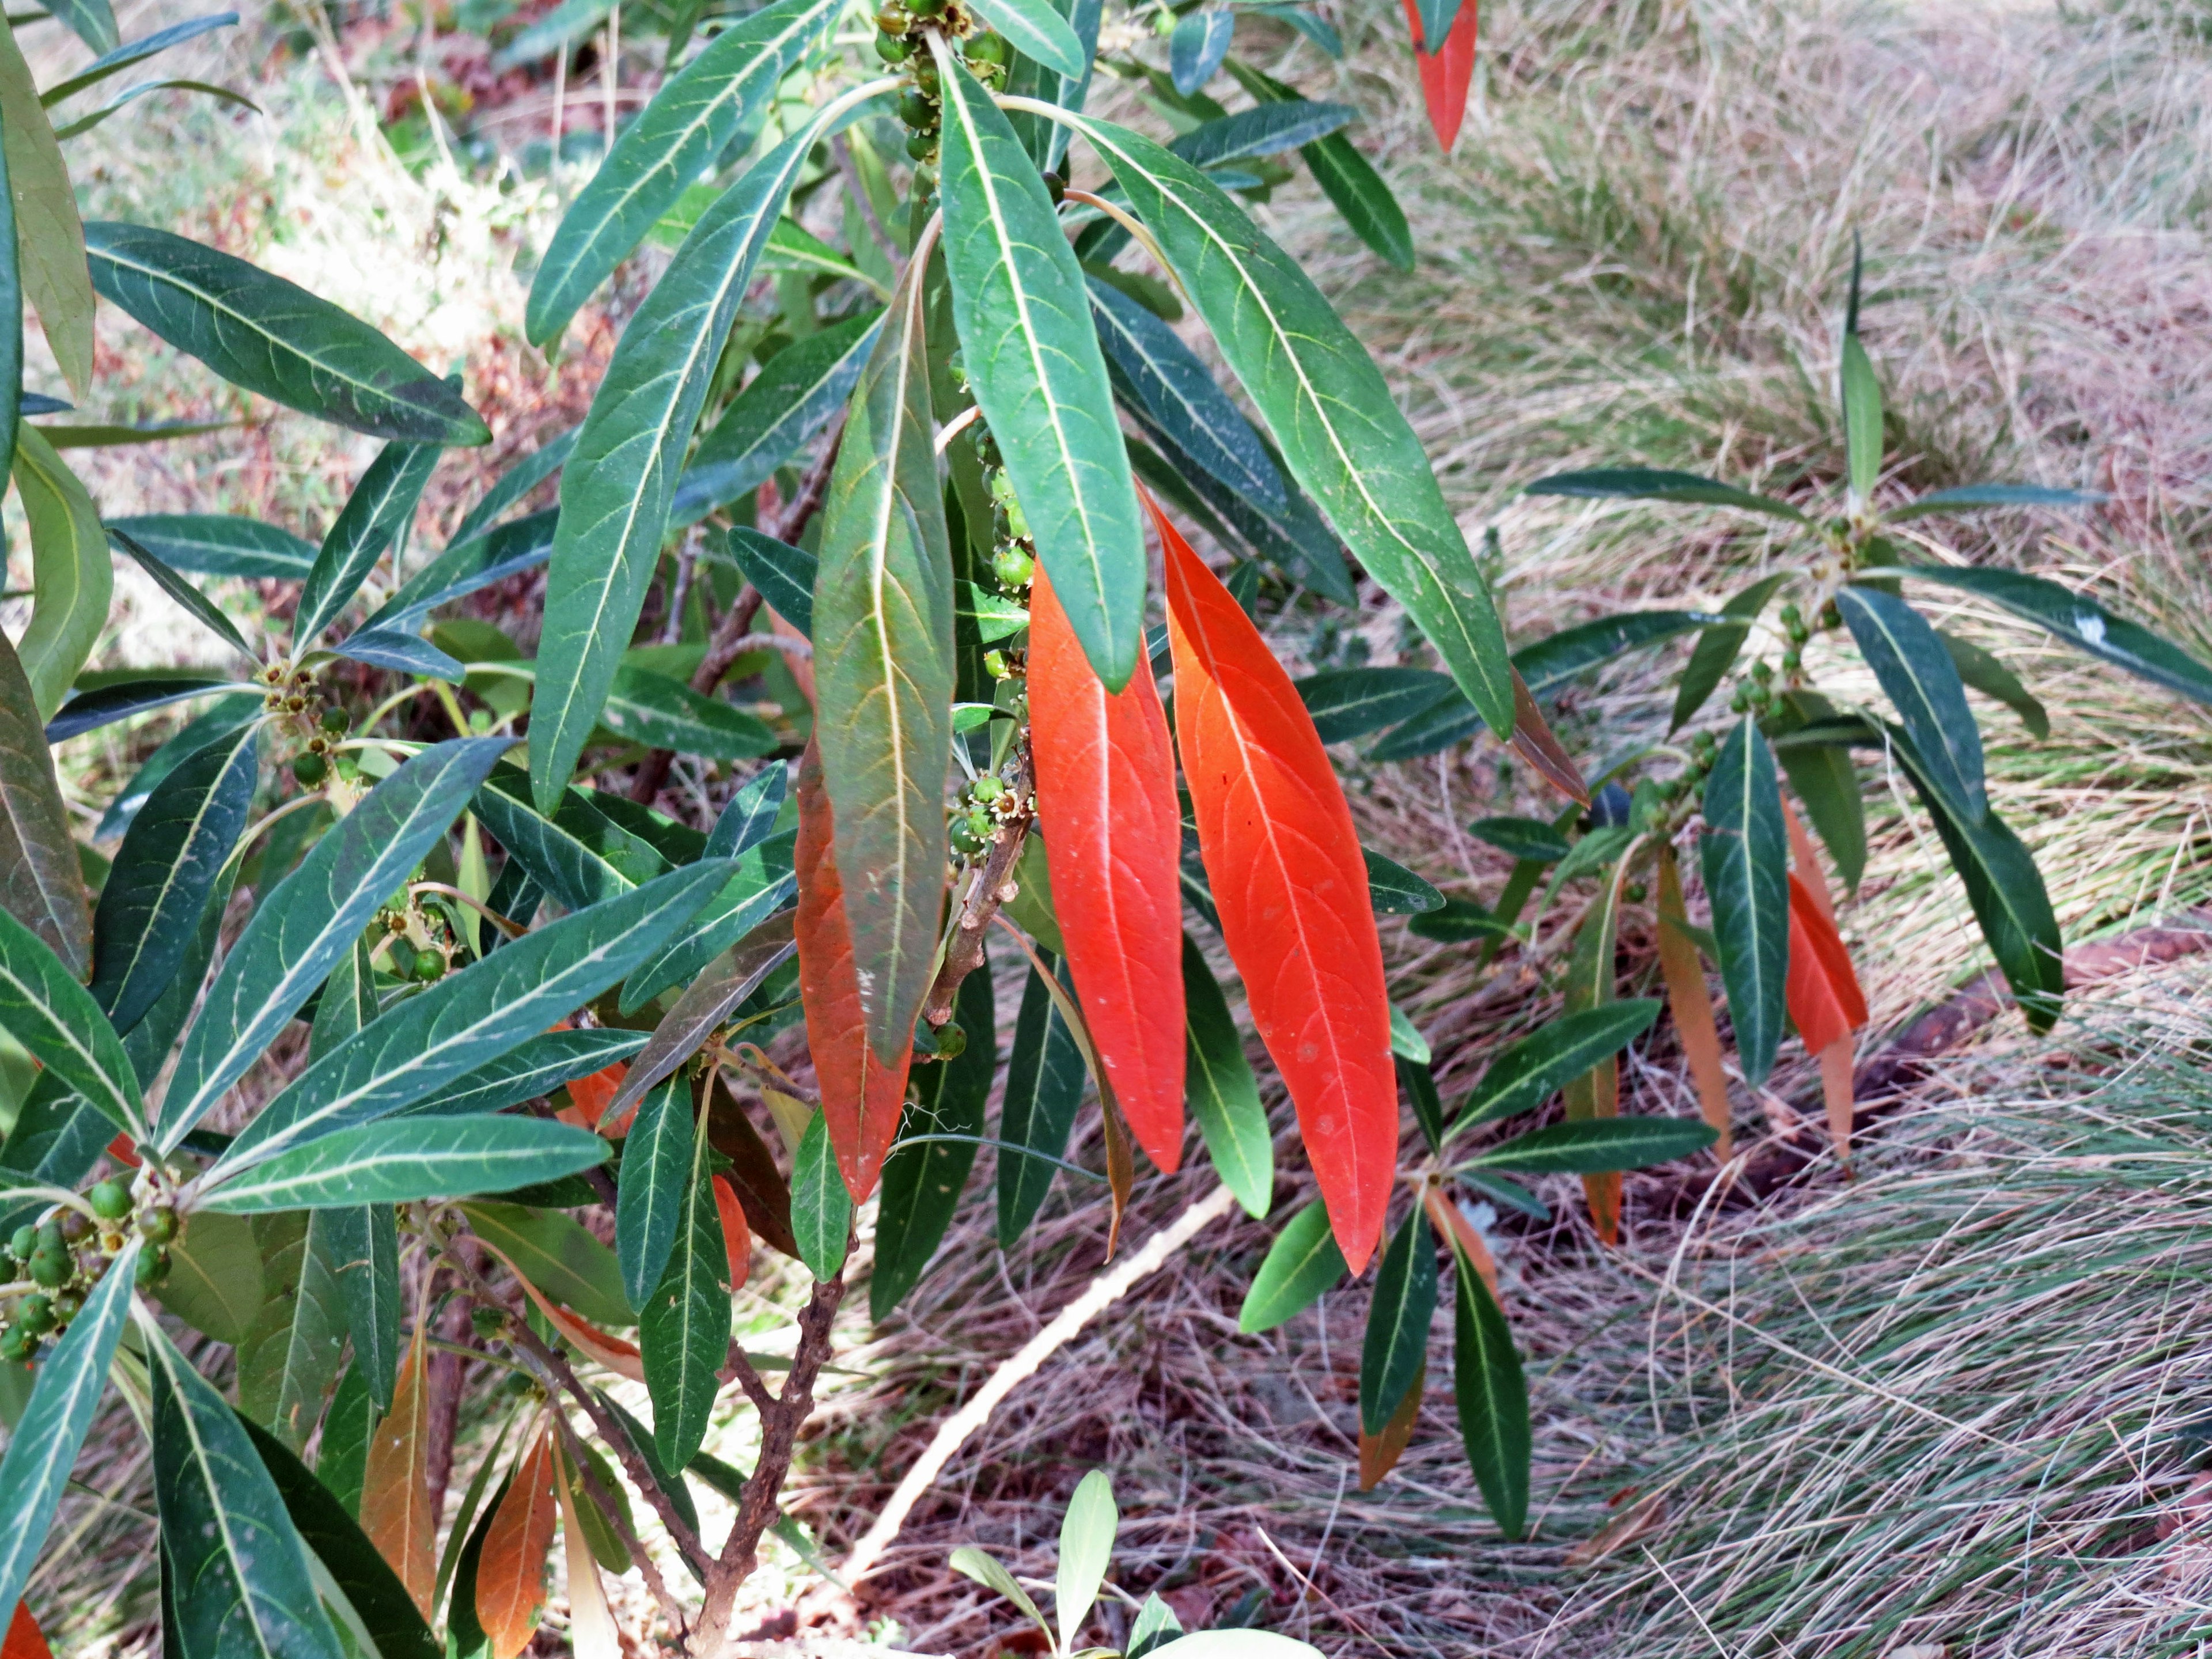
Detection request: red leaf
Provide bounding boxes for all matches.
[104,1133,139,1168]
[564,1061,627,1130]
[3,1604,53,1659]
[361,1323,435,1618]
[1400,0,1478,153]
[476,1428,558,1659]
[1152,493,1395,1272]
[794,740,914,1203]
[711,1175,750,1291]
[1028,562,1188,1170]
[1784,873,1868,1056]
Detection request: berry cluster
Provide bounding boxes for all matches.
[260,660,357,789]
[949,768,1026,862]
[376,900,453,983]
[1,1177,178,1361]
[878,0,1007,166]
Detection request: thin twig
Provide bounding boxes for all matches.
[922,737,1033,1028]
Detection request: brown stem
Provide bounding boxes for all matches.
[421,1274,474,1521]
[922,737,1033,1028]
[552,1407,691,1630]
[694,1272,846,1656]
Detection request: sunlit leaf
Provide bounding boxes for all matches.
[10,429,111,722]
[1236,1199,1346,1334]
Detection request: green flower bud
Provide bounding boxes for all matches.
[964,29,1008,62]
[89,1180,131,1221]
[1624,881,1647,904]
[970,775,1005,804]
[51,1290,82,1321]
[293,751,329,787]
[983,649,1009,680]
[934,1021,968,1060]
[471,1305,510,1339]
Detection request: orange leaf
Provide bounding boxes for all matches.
[1421,1185,1499,1301]
[563,1061,627,1131]
[104,1133,139,1169]
[361,1323,435,1618]
[1357,1358,1424,1491]
[1028,562,1188,1171]
[1818,1035,1856,1168]
[794,740,914,1202]
[711,1175,750,1291]
[1785,873,1868,1056]
[1655,846,1732,1161]
[1152,492,1395,1273]
[1400,0,1478,152]
[3,1604,53,1659]
[476,1240,646,1382]
[1781,792,1836,928]
[477,1429,558,1659]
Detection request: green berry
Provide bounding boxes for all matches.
[89,1180,131,1221]
[0,1324,31,1363]
[35,1222,62,1256]
[410,948,447,984]
[1040,169,1066,206]
[293,751,329,787]
[983,649,1009,680]
[876,29,910,59]
[1624,881,1647,904]
[471,1305,509,1339]
[320,706,350,734]
[970,775,1005,804]
[135,1249,171,1290]
[51,1290,82,1321]
[6,1226,32,1262]
[949,818,987,857]
[906,132,937,162]
[137,1207,177,1245]
[17,1295,54,1335]
[909,0,945,17]
[964,29,1007,62]
[30,1249,70,1289]
[873,2,906,25]
[990,545,1036,588]
[934,1021,968,1060]
[897,90,934,128]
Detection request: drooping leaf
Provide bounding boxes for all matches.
[1293,666,1455,744]
[1029,563,1185,1166]
[595,912,796,1130]
[1157,496,1395,1272]
[1056,1469,1119,1653]
[0,26,94,397]
[1700,715,1789,1086]
[144,1310,347,1659]
[476,1431,556,1659]
[1452,1001,1661,1134]
[1447,1233,1529,1539]
[1360,1210,1438,1435]
[1068,115,1513,730]
[27,0,117,55]
[154,1210,264,1343]
[641,1096,732,1470]
[1465,1116,1718,1175]
[790,1106,854,1280]
[160,737,512,1149]
[1525,467,1806,522]
[995,952,1089,1248]
[0,907,143,1135]
[1223,59,1411,271]
[1771,690,1867,895]
[0,1238,136,1635]
[1182,935,1272,1218]
[525,0,842,346]
[1838,584,1985,819]
[0,632,92,978]
[616,1074,693,1310]
[1358,1355,1424,1491]
[1654,847,1730,1159]
[107,528,258,662]
[1403,0,1476,153]
[43,675,241,744]
[318,1365,376,1518]
[317,1203,403,1412]
[793,743,914,1202]
[1936,627,2048,739]
[84,223,488,443]
[620,831,794,1012]
[1169,9,1233,93]
[104,512,318,578]
[10,429,111,722]
[199,1116,609,1213]
[399,1029,646,1121]
[530,116,837,811]
[1671,571,1787,732]
[711,527,816,636]
[461,1202,632,1327]
[1236,1199,1346,1334]
[672,308,884,524]
[359,1324,434,1619]
[872,957,996,1318]
[89,719,256,1034]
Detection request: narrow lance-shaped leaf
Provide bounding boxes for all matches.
[0,1237,138,1637]
[359,1323,435,1619]
[1403,0,1476,154]
[1236,1198,1346,1334]
[105,512,318,579]
[161,736,512,1150]
[965,0,1086,78]
[294,439,442,647]
[1560,854,1627,1241]
[642,1096,732,1472]
[1361,1210,1438,1435]
[85,223,489,443]
[1223,59,1413,272]
[0,631,92,977]
[198,1116,610,1213]
[0,24,95,397]
[1446,1231,1529,1539]
[935,43,1145,690]
[1464,1116,1717,1175]
[791,1105,854,1279]
[0,907,145,1136]
[616,1074,692,1310]
[1654,846,1731,1159]
[1671,571,1787,732]
[812,250,954,1064]
[32,0,118,55]
[1453,1001,1661,1132]
[1170,9,1233,92]
[995,952,1089,1249]
[531,109,853,813]
[107,528,259,662]
[872,956,996,1319]
[1700,715,1789,1086]
[1030,562,1186,1168]
[319,1202,403,1412]
[594,910,796,1130]
[1837,584,1985,819]
[1157,495,1395,1273]
[1056,112,1514,733]
[1181,935,1272,1218]
[142,1308,347,1659]
[525,0,843,346]
[11,427,112,723]
[1056,1470,1119,1654]
[1900,563,2212,707]
[0,81,18,490]
[476,1430,556,1659]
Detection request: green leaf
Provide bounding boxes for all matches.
[145,1312,347,1659]
[1060,112,1514,729]
[0,1235,135,1632]
[532,119,843,812]
[0,630,92,977]
[316,1205,402,1412]
[1770,689,1866,894]
[400,1029,646,1122]
[317,1366,375,1517]
[1056,1468,1118,1652]
[1937,627,2047,740]
[1465,1115,1717,1175]
[618,1074,693,1310]
[45,674,238,742]
[105,512,317,578]
[1399,1055,1445,1155]
[1524,467,1806,522]
[85,222,488,443]
[1448,1236,1529,1540]
[1169,100,1353,168]
[1389,1002,1430,1064]
[161,737,512,1149]
[1882,483,2104,523]
[460,1201,632,1326]
[1468,816,1570,863]
[963,583,1030,644]
[237,1210,349,1452]
[329,627,465,683]
[872,957,996,1319]
[0,904,143,1134]
[107,528,259,661]
[673,308,884,524]
[39,13,235,105]
[710,527,815,637]
[1293,666,1455,743]
[31,0,117,54]
[358,512,558,639]
[156,1210,264,1342]
[811,260,955,1063]
[1699,715,1789,1086]
[0,75,18,494]
[89,719,257,1035]
[950,1547,1051,1640]
[938,51,1145,690]
[0,24,94,396]
[597,913,796,1124]
[1169,9,1232,93]
[965,0,1085,77]
[1453,1001,1661,1132]
[1181,935,1271,1218]
[1838,584,1986,819]
[294,440,441,647]
[198,1115,609,1212]
[620,831,794,1012]
[1840,305,1883,503]
[1222,59,1410,271]
[600,1393,701,1549]
[446,433,573,552]
[491,0,609,66]
[1900,563,2212,707]
[1360,1209,1437,1435]
[1515,609,1723,700]
[641,1092,731,1469]
[1236,1199,1347,1334]
[235,1411,441,1659]
[525,0,842,346]
[11,427,112,721]
[471,763,664,913]
[996,955,1088,1248]
[791,1107,853,1280]
[1365,847,1444,915]
[1671,571,1787,732]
